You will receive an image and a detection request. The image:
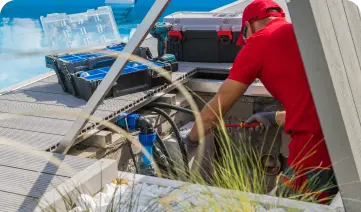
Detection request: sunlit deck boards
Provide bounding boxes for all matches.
[0,63,197,151]
[0,146,95,212]
[0,35,234,153]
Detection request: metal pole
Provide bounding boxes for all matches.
[55,0,171,154]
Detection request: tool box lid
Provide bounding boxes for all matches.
[164,12,242,28]
[40,6,121,50]
[182,25,221,31]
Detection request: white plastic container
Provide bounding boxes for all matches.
[164,12,243,30]
[40,6,121,50]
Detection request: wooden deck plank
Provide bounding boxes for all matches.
[16,80,66,94]
[0,127,64,151]
[0,146,94,177]
[0,147,96,211]
[0,165,68,198]
[0,191,38,212]
[0,113,94,136]
[0,100,112,121]
[0,90,89,108]
[0,88,133,113]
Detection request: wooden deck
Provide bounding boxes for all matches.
[0,38,209,152]
[0,65,198,151]
[0,146,96,211]
[0,2,247,212]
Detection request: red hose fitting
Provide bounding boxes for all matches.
[224,122,262,128]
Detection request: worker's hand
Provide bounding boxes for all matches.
[180,128,199,153]
[245,111,278,133]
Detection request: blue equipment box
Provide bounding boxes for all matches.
[72,62,152,101]
[45,43,155,98]
[51,57,176,101]
[45,46,178,100]
[45,43,153,74]
[73,60,177,101]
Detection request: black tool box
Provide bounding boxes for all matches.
[164,12,242,63]
[45,44,178,101]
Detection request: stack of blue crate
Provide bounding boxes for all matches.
[45,43,177,101]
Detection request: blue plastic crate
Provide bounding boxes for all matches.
[45,43,151,77]
[98,67,111,73]
[79,61,150,82]
[58,52,106,62]
[84,73,107,81]
[45,43,172,100]
[106,45,125,52]
[72,62,152,101]
[79,69,107,78]
[98,66,137,74]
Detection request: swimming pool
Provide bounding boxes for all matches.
[0,0,234,90]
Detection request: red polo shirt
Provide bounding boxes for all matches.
[228,18,332,169]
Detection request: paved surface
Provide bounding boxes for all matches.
[0,145,95,212]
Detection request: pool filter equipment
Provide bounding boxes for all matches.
[116,113,175,177]
[138,132,157,176]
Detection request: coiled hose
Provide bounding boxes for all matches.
[146,102,282,176]
[146,102,195,115]
[146,107,190,177]
[138,116,178,178]
[154,134,178,178]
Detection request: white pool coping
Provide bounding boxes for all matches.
[36,159,118,212]
[118,171,345,212]
[0,71,55,96]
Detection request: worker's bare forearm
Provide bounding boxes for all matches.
[187,79,249,141]
[276,111,286,127]
[188,96,227,141]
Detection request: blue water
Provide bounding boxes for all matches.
[0,0,235,90]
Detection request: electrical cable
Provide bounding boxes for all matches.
[155,133,178,177]
[152,144,171,175]
[146,102,195,115]
[146,107,190,177]
[133,114,177,177]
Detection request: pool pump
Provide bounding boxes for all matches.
[116,114,158,176]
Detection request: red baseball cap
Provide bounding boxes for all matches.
[236,0,286,46]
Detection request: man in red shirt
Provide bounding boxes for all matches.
[182,0,338,203]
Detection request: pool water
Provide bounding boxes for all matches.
[0,0,235,90]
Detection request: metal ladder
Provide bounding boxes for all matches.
[106,0,137,23]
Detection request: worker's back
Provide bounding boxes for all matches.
[257,18,331,168]
[228,17,331,168]
[258,18,320,135]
